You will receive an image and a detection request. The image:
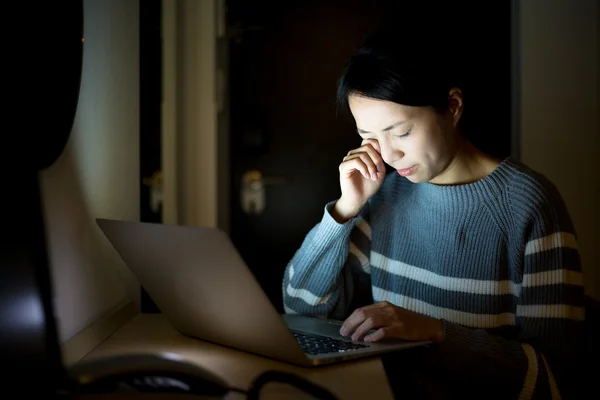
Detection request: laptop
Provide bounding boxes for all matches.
[96,218,430,367]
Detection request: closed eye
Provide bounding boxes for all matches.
[394,129,412,138]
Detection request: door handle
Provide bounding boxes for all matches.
[142,170,163,214]
[241,170,288,214]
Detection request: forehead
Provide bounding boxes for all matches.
[348,95,415,128]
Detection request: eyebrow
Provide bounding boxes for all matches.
[357,120,406,134]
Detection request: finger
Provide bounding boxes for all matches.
[349,144,385,173]
[372,141,381,154]
[339,156,371,180]
[352,152,379,179]
[345,301,391,339]
[347,139,383,164]
[351,315,383,341]
[340,306,372,336]
[361,138,382,155]
[341,154,377,180]
[374,300,393,309]
[360,145,385,174]
[343,152,379,180]
[364,327,392,342]
[360,139,383,162]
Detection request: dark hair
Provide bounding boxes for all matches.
[336,31,462,115]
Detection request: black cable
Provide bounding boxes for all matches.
[228,386,249,395]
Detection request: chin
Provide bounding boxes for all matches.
[405,174,425,183]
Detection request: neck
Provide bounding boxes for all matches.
[429,139,500,186]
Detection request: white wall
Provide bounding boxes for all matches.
[519,0,599,300]
[40,0,140,343]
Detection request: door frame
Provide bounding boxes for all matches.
[140,0,224,312]
[160,0,226,230]
[160,0,178,225]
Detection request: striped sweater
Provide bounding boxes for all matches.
[282,158,584,399]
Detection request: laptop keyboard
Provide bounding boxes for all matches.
[292,332,370,355]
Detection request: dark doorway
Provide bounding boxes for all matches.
[139,0,162,313]
[226,0,512,313]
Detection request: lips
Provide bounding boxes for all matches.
[396,165,418,177]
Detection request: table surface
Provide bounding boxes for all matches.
[78,314,396,400]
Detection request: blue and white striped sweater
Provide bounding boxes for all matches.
[283,158,584,398]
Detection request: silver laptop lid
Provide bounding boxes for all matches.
[96,219,310,366]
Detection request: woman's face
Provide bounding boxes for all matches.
[348,93,462,183]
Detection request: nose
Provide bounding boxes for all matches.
[378,140,404,166]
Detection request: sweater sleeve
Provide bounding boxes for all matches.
[426,181,585,399]
[282,200,373,320]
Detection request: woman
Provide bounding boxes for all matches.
[282,33,584,398]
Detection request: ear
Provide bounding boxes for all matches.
[447,88,464,127]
